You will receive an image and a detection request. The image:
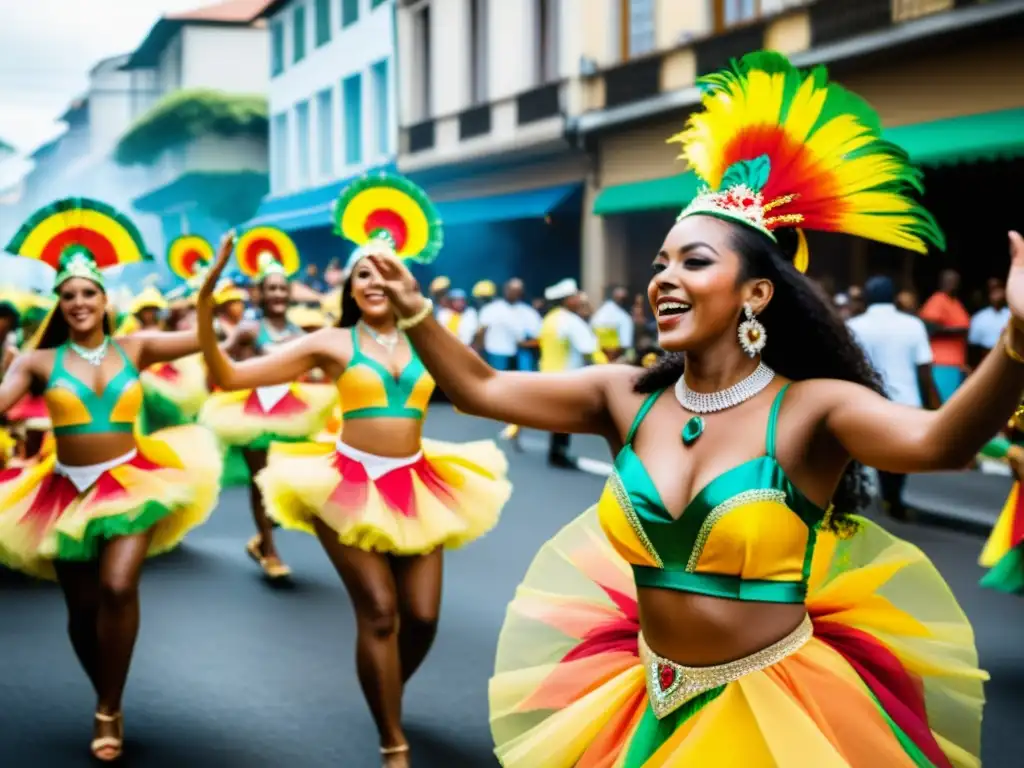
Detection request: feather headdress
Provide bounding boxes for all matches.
[669,52,944,271]
[334,171,444,274]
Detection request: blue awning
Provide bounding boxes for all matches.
[436,183,580,226]
[246,175,580,232]
[244,164,395,232]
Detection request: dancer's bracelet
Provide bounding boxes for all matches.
[1003,328,1024,364]
[397,299,433,331]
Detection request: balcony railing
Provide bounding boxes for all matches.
[809,0,892,45]
[892,0,954,21]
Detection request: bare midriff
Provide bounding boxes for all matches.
[55,433,138,467]
[339,418,424,459]
[639,587,808,666]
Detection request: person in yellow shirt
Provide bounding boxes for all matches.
[539,278,598,467]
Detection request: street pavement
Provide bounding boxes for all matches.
[0,406,1021,767]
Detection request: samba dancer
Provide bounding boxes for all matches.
[197,173,510,766]
[199,228,336,579]
[0,199,222,762]
[369,53,999,766]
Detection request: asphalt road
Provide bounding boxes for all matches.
[0,407,1020,767]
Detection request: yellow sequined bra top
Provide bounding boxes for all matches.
[44,341,143,437]
[597,384,827,603]
[336,326,435,420]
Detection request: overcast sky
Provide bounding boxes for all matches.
[0,0,205,153]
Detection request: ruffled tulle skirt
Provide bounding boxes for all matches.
[199,383,337,450]
[139,354,209,433]
[257,438,511,555]
[490,509,985,768]
[979,480,1024,593]
[6,394,51,431]
[0,425,222,580]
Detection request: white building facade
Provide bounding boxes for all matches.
[260,0,397,198]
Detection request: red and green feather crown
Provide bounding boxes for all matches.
[5,197,151,282]
[333,171,443,268]
[669,52,945,271]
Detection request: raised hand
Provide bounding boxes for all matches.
[199,230,237,300]
[1006,231,1024,322]
[366,252,426,317]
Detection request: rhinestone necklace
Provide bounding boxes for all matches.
[673,361,776,445]
[69,337,111,368]
[359,321,400,354]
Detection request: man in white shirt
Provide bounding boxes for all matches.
[848,276,938,519]
[477,278,543,370]
[968,277,1011,366]
[541,278,599,467]
[590,285,635,362]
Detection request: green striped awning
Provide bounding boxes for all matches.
[885,107,1024,167]
[592,172,699,216]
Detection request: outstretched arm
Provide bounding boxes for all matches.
[196,233,330,390]
[132,330,202,370]
[827,232,1024,472]
[369,253,619,438]
[0,354,34,414]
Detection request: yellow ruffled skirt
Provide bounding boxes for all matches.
[257,438,511,554]
[0,426,222,580]
[490,509,985,768]
[199,382,337,450]
[139,353,209,432]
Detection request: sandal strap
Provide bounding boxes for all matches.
[380,744,410,755]
[94,712,122,723]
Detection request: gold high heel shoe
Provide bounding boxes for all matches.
[246,535,292,579]
[91,712,123,762]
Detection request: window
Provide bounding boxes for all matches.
[315,0,332,46]
[317,88,334,176]
[295,100,311,186]
[534,0,559,84]
[341,0,358,27]
[468,0,488,105]
[370,58,389,156]
[714,0,759,30]
[342,73,363,165]
[270,20,285,76]
[293,4,307,63]
[619,0,655,58]
[411,6,432,121]
[272,112,289,191]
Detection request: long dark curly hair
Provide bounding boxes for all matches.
[635,225,884,535]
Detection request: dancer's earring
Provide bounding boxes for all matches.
[737,303,767,358]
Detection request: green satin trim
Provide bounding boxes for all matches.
[341,406,424,420]
[980,435,1012,460]
[621,687,724,768]
[870,692,939,768]
[633,566,807,603]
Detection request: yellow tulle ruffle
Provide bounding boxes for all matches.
[199,382,337,449]
[0,425,222,580]
[140,353,209,419]
[489,509,984,768]
[257,438,511,554]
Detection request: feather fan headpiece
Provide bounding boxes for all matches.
[669,52,945,271]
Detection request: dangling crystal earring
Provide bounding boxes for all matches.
[737,303,767,358]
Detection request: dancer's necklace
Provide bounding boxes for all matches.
[69,337,110,367]
[673,362,776,446]
[360,321,400,354]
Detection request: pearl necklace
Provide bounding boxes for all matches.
[673,362,776,445]
[359,322,400,354]
[69,337,110,368]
